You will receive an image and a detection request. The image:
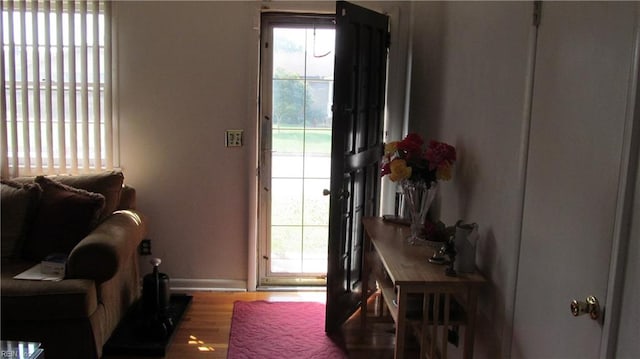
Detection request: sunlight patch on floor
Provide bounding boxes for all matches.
[262,290,327,303]
[188,335,215,353]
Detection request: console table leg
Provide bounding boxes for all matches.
[420,291,431,359]
[463,289,479,359]
[395,287,407,359]
[442,293,451,359]
[432,293,440,358]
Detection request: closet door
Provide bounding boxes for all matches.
[512,3,638,358]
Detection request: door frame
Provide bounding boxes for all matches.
[600,8,640,356]
[248,2,411,292]
[257,12,336,287]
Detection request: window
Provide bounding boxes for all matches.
[1,0,113,178]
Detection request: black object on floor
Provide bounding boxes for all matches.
[103,294,192,357]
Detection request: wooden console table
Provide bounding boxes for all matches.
[361,217,486,359]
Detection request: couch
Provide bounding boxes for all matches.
[1,171,147,359]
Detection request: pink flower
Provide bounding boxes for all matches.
[425,140,456,171]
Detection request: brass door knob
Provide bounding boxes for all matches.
[570,295,600,320]
[324,189,350,200]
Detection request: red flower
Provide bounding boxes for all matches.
[381,133,456,184]
[425,140,456,171]
[397,133,424,159]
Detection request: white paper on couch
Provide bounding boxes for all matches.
[13,263,64,281]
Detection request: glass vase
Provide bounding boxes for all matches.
[402,180,438,245]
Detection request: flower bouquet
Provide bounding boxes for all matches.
[381,133,456,244]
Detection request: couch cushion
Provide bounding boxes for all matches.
[1,180,42,259]
[50,171,125,221]
[21,176,105,261]
[1,259,98,320]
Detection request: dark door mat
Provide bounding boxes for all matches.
[103,294,192,357]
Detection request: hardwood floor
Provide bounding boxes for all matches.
[102,290,401,359]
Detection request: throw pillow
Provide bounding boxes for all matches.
[52,171,125,221]
[1,180,42,259]
[21,176,106,261]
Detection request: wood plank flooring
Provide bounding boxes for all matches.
[102,291,400,359]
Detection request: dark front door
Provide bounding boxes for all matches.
[325,1,389,333]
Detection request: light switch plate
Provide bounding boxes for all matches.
[225,130,243,147]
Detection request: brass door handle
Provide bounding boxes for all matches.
[570,295,600,320]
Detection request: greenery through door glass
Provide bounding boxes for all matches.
[270,26,335,274]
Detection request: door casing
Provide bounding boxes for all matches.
[257,13,335,287]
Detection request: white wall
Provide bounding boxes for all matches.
[115,1,260,288]
[408,2,534,357]
[113,1,410,290]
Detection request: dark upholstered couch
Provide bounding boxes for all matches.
[1,171,147,358]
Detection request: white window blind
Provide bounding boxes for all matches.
[1,0,114,178]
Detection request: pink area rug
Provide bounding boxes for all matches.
[227,301,348,359]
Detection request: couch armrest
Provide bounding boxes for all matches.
[66,210,146,283]
[117,185,137,210]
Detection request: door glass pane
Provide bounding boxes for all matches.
[272,80,304,128]
[269,25,335,275]
[273,28,306,79]
[302,226,329,273]
[306,81,333,128]
[271,226,303,273]
[304,129,331,178]
[303,179,330,225]
[306,28,335,79]
[272,129,304,178]
[271,179,302,225]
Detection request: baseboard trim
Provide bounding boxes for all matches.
[170,278,247,292]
